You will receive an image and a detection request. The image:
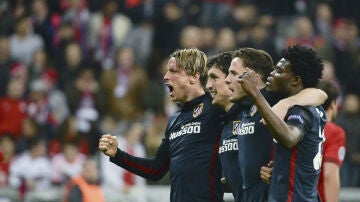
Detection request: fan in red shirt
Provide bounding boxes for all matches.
[0,78,28,139]
[317,80,346,202]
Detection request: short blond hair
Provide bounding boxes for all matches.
[170,48,207,87]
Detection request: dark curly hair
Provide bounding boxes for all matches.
[206,51,233,75]
[281,45,323,88]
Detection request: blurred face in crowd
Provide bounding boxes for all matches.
[65,43,82,67]
[63,143,79,162]
[33,50,46,67]
[82,159,99,183]
[7,79,26,99]
[117,48,135,69]
[0,37,10,60]
[225,57,247,102]
[15,18,29,36]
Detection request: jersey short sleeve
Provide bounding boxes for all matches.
[284,105,313,140]
[323,123,346,166]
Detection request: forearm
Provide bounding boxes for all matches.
[252,91,300,148]
[324,163,340,202]
[110,149,170,181]
[289,88,327,106]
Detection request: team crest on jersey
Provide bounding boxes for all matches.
[250,105,257,117]
[193,103,204,118]
[232,121,242,135]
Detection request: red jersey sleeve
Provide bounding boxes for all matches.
[323,122,346,166]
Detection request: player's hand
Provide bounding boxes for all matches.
[99,134,118,158]
[237,68,260,99]
[260,161,273,184]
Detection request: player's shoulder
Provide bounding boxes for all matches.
[325,122,346,141]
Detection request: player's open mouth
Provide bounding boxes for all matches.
[167,84,174,95]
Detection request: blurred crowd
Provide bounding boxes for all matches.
[0,0,360,201]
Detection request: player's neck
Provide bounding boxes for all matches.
[326,110,334,122]
[224,102,234,112]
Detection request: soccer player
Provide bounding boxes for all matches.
[224,47,327,202]
[99,48,224,202]
[260,80,346,202]
[238,45,326,201]
[225,48,276,202]
[317,80,346,202]
[206,51,244,201]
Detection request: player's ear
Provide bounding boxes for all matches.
[190,72,200,84]
[291,76,302,87]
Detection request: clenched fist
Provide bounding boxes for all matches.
[99,134,118,158]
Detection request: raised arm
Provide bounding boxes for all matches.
[99,134,170,181]
[271,88,327,120]
[237,69,303,149]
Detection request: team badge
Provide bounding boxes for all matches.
[193,103,204,118]
[232,121,241,135]
[250,105,257,117]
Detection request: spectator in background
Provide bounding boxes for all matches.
[336,94,360,187]
[179,25,203,50]
[215,27,236,53]
[152,1,185,58]
[0,0,14,36]
[62,0,90,56]
[200,0,233,28]
[58,42,85,90]
[28,49,53,82]
[201,26,217,55]
[49,116,90,156]
[64,157,105,202]
[285,16,332,60]
[51,141,86,185]
[30,0,56,56]
[122,19,154,68]
[65,67,104,151]
[0,135,19,201]
[101,122,147,202]
[0,36,18,97]
[27,78,58,139]
[331,19,359,94]
[53,22,77,68]
[314,2,333,41]
[41,69,70,126]
[9,15,44,66]
[0,78,27,139]
[101,47,148,121]
[9,137,52,199]
[15,117,43,154]
[239,21,277,59]
[88,0,132,67]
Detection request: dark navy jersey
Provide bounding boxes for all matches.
[218,103,245,202]
[237,89,279,189]
[110,93,224,202]
[268,105,326,202]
